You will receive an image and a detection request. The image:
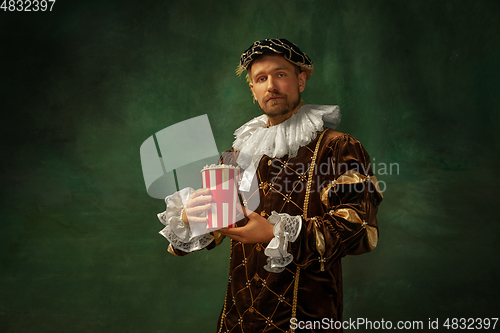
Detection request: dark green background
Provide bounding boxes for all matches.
[1,0,499,332]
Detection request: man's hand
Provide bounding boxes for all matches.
[218,206,274,244]
[182,188,212,224]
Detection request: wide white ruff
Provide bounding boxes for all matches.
[232,104,341,170]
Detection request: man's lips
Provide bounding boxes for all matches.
[265,95,285,103]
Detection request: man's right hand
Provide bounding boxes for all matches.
[182,188,212,224]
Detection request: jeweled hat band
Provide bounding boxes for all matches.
[236,38,314,79]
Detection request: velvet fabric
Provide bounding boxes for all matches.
[212,129,382,333]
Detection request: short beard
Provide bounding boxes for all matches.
[258,91,301,119]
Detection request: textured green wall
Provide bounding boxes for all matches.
[1,0,499,332]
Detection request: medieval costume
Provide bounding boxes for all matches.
[157,39,382,333]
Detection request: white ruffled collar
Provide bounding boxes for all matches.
[233,104,341,166]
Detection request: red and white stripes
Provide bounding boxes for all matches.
[201,166,239,230]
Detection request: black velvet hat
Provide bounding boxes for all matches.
[236,38,314,79]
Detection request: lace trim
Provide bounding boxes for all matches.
[233,104,340,191]
[233,104,340,163]
[157,188,214,253]
[159,215,214,252]
[264,211,302,273]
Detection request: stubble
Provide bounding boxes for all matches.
[258,90,301,119]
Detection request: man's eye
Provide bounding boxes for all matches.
[258,77,266,82]
[278,73,286,77]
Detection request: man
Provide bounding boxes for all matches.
[158,38,382,333]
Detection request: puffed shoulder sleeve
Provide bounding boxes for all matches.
[291,133,383,271]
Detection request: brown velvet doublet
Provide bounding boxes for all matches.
[170,129,382,333]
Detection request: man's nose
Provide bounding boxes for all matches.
[266,76,277,91]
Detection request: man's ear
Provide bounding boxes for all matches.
[298,71,307,93]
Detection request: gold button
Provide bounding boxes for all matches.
[256,244,262,252]
[268,160,272,166]
[253,274,260,281]
[248,307,254,313]
[260,210,266,217]
[262,183,269,191]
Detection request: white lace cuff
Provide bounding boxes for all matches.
[264,211,302,273]
[157,187,214,253]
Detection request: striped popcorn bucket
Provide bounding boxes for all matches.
[201,165,240,230]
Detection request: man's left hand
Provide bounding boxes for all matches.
[218,206,274,244]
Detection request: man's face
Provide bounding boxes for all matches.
[249,54,307,125]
